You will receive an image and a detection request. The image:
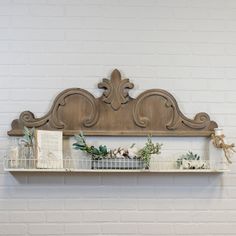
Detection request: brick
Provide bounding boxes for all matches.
[209,103,236,114]
[65,199,101,210]
[137,174,173,186]
[0,5,29,16]
[0,16,10,27]
[157,0,188,7]
[192,43,226,56]
[0,224,27,235]
[64,174,101,185]
[9,66,65,77]
[138,199,173,210]
[0,66,10,75]
[10,212,46,223]
[192,211,234,222]
[190,91,225,102]
[0,212,9,222]
[102,199,137,210]
[0,173,27,186]
[173,175,210,186]
[155,211,193,223]
[191,67,225,79]
[55,186,105,198]
[12,0,46,4]
[109,186,157,199]
[224,91,236,102]
[191,20,226,32]
[190,0,225,8]
[9,29,64,41]
[9,89,58,101]
[28,199,64,210]
[0,53,28,65]
[65,224,101,234]
[0,101,51,113]
[101,174,137,186]
[154,42,191,54]
[0,89,10,100]
[29,224,64,235]
[47,211,82,223]
[101,223,138,234]
[225,39,236,53]
[29,54,65,65]
[29,5,64,16]
[173,7,209,19]
[0,199,27,210]
[120,211,156,222]
[138,223,173,235]
[0,29,9,40]
[27,174,64,185]
[175,223,236,235]
[224,115,236,126]
[82,211,120,222]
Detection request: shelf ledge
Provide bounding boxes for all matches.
[4,168,229,173]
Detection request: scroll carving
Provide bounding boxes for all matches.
[8,88,99,135]
[133,89,217,132]
[50,88,99,129]
[8,69,217,137]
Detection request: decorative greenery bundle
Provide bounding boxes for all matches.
[73,132,109,160]
[18,127,36,163]
[73,132,162,168]
[138,136,162,168]
[21,126,35,146]
[176,151,201,169]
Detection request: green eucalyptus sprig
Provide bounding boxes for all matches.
[73,131,109,160]
[21,126,35,146]
[138,135,162,168]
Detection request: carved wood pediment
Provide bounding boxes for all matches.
[98,69,134,111]
[8,69,217,137]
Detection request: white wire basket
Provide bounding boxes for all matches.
[4,155,229,172]
[4,142,230,172]
[4,157,146,170]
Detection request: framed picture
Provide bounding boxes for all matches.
[35,130,63,169]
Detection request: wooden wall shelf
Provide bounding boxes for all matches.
[5,69,226,174]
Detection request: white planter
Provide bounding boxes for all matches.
[91,159,145,170]
[181,159,208,170]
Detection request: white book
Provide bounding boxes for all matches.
[36,130,63,169]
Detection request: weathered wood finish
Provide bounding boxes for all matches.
[8,69,217,137]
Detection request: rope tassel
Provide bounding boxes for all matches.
[211,134,236,164]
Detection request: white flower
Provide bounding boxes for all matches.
[128,147,138,158]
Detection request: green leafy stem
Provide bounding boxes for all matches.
[73,132,109,160]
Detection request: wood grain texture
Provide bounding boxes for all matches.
[8,69,217,137]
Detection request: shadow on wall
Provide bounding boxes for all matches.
[2,172,226,199]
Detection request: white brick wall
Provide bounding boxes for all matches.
[0,0,236,235]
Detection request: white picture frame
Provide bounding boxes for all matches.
[35,130,63,169]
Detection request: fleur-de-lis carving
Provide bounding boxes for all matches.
[98,69,134,111]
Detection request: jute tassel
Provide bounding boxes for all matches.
[211,134,236,164]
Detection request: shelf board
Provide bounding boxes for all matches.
[8,130,213,137]
[4,168,229,173]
